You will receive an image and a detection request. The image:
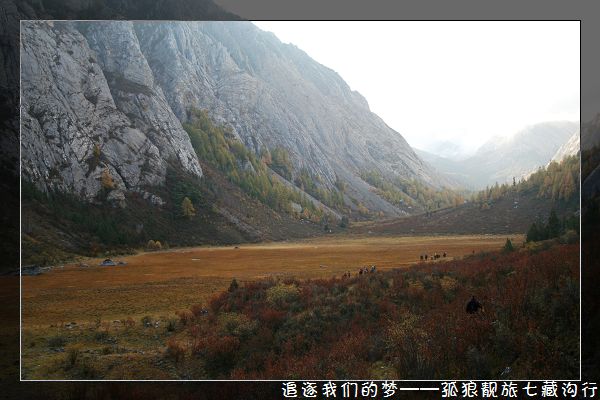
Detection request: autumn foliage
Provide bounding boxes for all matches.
[170,243,579,379]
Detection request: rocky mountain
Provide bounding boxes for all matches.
[421,121,579,189]
[21,21,202,204]
[551,129,580,163]
[21,20,447,215]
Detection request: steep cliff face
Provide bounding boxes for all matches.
[21,20,446,215]
[133,22,443,214]
[21,21,202,202]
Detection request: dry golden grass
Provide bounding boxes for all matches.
[21,234,522,379]
[22,234,520,326]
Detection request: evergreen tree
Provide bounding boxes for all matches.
[228,278,239,292]
[547,209,561,238]
[503,238,514,252]
[339,215,349,228]
[526,222,539,242]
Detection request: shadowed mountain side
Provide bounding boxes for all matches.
[21,162,327,267]
[353,187,575,236]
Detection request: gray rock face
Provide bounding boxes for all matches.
[133,21,445,213]
[550,129,580,163]
[21,21,446,214]
[20,21,201,201]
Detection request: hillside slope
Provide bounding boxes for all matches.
[357,155,580,236]
[353,187,566,235]
[551,129,580,163]
[21,161,326,266]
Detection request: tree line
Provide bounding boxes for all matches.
[360,170,466,214]
[183,109,337,226]
[474,155,579,209]
[526,209,579,243]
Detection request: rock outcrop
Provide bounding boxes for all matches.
[21,21,202,202]
[551,129,580,163]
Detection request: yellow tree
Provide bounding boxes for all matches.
[101,167,115,189]
[181,197,196,219]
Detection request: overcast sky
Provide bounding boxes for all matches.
[253,21,580,156]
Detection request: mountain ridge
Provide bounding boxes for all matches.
[419,121,579,189]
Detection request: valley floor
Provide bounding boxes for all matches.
[21,234,523,379]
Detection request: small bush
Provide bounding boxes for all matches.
[75,358,99,378]
[47,335,66,348]
[166,319,177,332]
[176,310,194,325]
[166,338,186,363]
[559,229,579,244]
[217,312,258,338]
[94,331,109,342]
[146,240,163,251]
[228,278,239,292]
[503,238,514,252]
[124,317,135,329]
[266,283,299,307]
[65,345,81,369]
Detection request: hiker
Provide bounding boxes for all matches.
[466,296,482,314]
[359,268,363,275]
[371,265,376,273]
[420,254,423,261]
[443,252,447,258]
[425,254,428,260]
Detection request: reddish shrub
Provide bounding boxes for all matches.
[166,338,186,363]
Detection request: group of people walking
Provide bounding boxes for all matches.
[420,251,446,261]
[341,265,377,279]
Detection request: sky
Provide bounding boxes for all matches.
[253,21,580,157]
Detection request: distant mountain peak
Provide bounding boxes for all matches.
[420,120,579,189]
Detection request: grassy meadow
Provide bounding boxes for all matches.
[21,234,520,379]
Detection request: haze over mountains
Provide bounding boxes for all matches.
[418,121,579,189]
[21,20,451,217]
